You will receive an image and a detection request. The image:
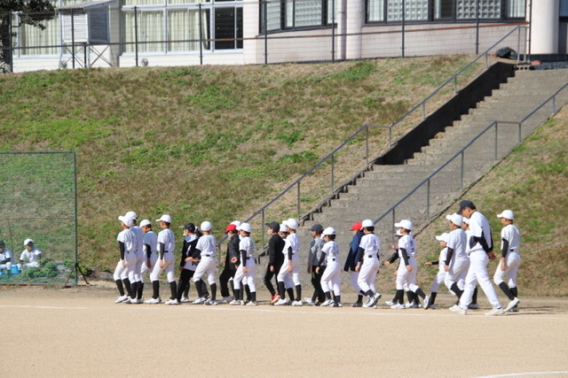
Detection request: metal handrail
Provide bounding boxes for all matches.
[373,82,568,233]
[217,25,528,247]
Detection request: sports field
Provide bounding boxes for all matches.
[2,284,567,378]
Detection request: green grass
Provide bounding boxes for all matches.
[0,56,483,270]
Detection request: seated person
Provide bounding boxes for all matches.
[0,240,14,270]
[19,239,42,269]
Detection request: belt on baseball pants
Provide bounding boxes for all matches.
[204,254,213,257]
[367,255,375,258]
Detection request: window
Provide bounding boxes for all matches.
[434,0,453,20]
[456,0,500,20]
[367,0,385,22]
[167,9,210,52]
[560,0,568,17]
[262,0,333,32]
[215,7,242,49]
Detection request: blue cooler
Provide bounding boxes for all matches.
[10,265,20,275]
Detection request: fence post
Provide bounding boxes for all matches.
[421,102,426,120]
[401,0,405,58]
[297,182,301,220]
[264,0,268,65]
[261,209,265,251]
[365,126,369,165]
[426,178,431,221]
[8,13,14,73]
[454,77,458,95]
[475,0,480,55]
[518,122,522,142]
[71,9,75,69]
[331,153,335,195]
[517,26,521,64]
[134,7,139,67]
[331,0,335,62]
[552,95,557,115]
[460,151,465,191]
[494,123,498,160]
[199,4,203,65]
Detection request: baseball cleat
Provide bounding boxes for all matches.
[468,303,479,310]
[369,293,381,307]
[115,295,128,303]
[321,299,334,307]
[144,297,161,304]
[449,305,467,315]
[505,298,520,312]
[291,300,303,307]
[180,297,190,303]
[405,302,419,309]
[204,299,218,306]
[246,301,258,306]
[219,296,233,304]
[351,302,363,308]
[390,304,405,309]
[192,297,206,305]
[332,302,343,308]
[304,298,315,306]
[165,299,180,305]
[270,294,281,305]
[274,299,290,306]
[384,300,394,306]
[510,306,519,312]
[485,307,505,316]
[423,295,431,309]
[229,299,242,305]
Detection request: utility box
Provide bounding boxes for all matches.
[57,0,115,44]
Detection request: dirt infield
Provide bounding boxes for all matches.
[1,284,568,378]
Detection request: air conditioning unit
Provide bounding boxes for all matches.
[57,0,115,44]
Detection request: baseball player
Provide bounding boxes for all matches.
[273,223,295,305]
[191,221,218,305]
[263,221,285,304]
[175,222,206,303]
[354,219,381,308]
[344,222,365,307]
[275,218,302,306]
[139,219,158,302]
[385,220,427,309]
[0,240,14,272]
[494,210,521,312]
[219,223,240,303]
[127,212,145,304]
[232,223,257,305]
[114,214,136,303]
[18,238,42,270]
[317,227,342,307]
[423,233,449,309]
[145,214,176,304]
[306,224,325,306]
[440,213,469,307]
[450,200,505,316]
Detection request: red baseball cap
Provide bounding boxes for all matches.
[350,222,362,231]
[225,224,238,233]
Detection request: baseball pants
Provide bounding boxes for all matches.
[444,257,470,292]
[493,252,521,288]
[459,251,502,309]
[430,270,447,293]
[396,257,419,292]
[357,256,379,293]
[233,259,257,292]
[321,261,341,297]
[277,255,300,287]
[193,256,216,285]
[150,252,176,283]
[140,253,158,284]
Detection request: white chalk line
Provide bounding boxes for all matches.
[477,371,568,378]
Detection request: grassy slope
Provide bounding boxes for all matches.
[0,56,479,270]
[415,107,568,297]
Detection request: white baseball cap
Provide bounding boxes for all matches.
[322,227,335,236]
[462,217,470,225]
[279,224,289,233]
[23,238,34,246]
[239,223,252,233]
[285,218,298,230]
[395,219,413,231]
[125,211,138,220]
[435,232,450,243]
[445,213,463,227]
[140,219,151,227]
[362,219,374,228]
[497,210,514,220]
[200,221,213,232]
[231,220,242,227]
[118,215,135,227]
[156,214,172,224]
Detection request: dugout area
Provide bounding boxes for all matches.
[0,152,80,285]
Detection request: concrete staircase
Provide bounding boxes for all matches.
[298,69,568,261]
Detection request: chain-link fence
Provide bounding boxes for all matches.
[0,152,78,285]
[1,0,529,73]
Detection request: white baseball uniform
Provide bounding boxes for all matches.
[0,247,14,270]
[140,230,158,283]
[131,225,145,284]
[115,228,136,281]
[494,223,521,288]
[430,247,448,293]
[150,228,176,283]
[233,235,256,293]
[19,247,42,269]
[459,212,502,310]
[444,228,469,292]
[395,234,418,292]
[277,232,300,287]
[192,234,217,286]
[357,233,381,294]
[320,240,341,297]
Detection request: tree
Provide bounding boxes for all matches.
[1,0,55,73]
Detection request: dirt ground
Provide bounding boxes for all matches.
[1,282,568,378]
